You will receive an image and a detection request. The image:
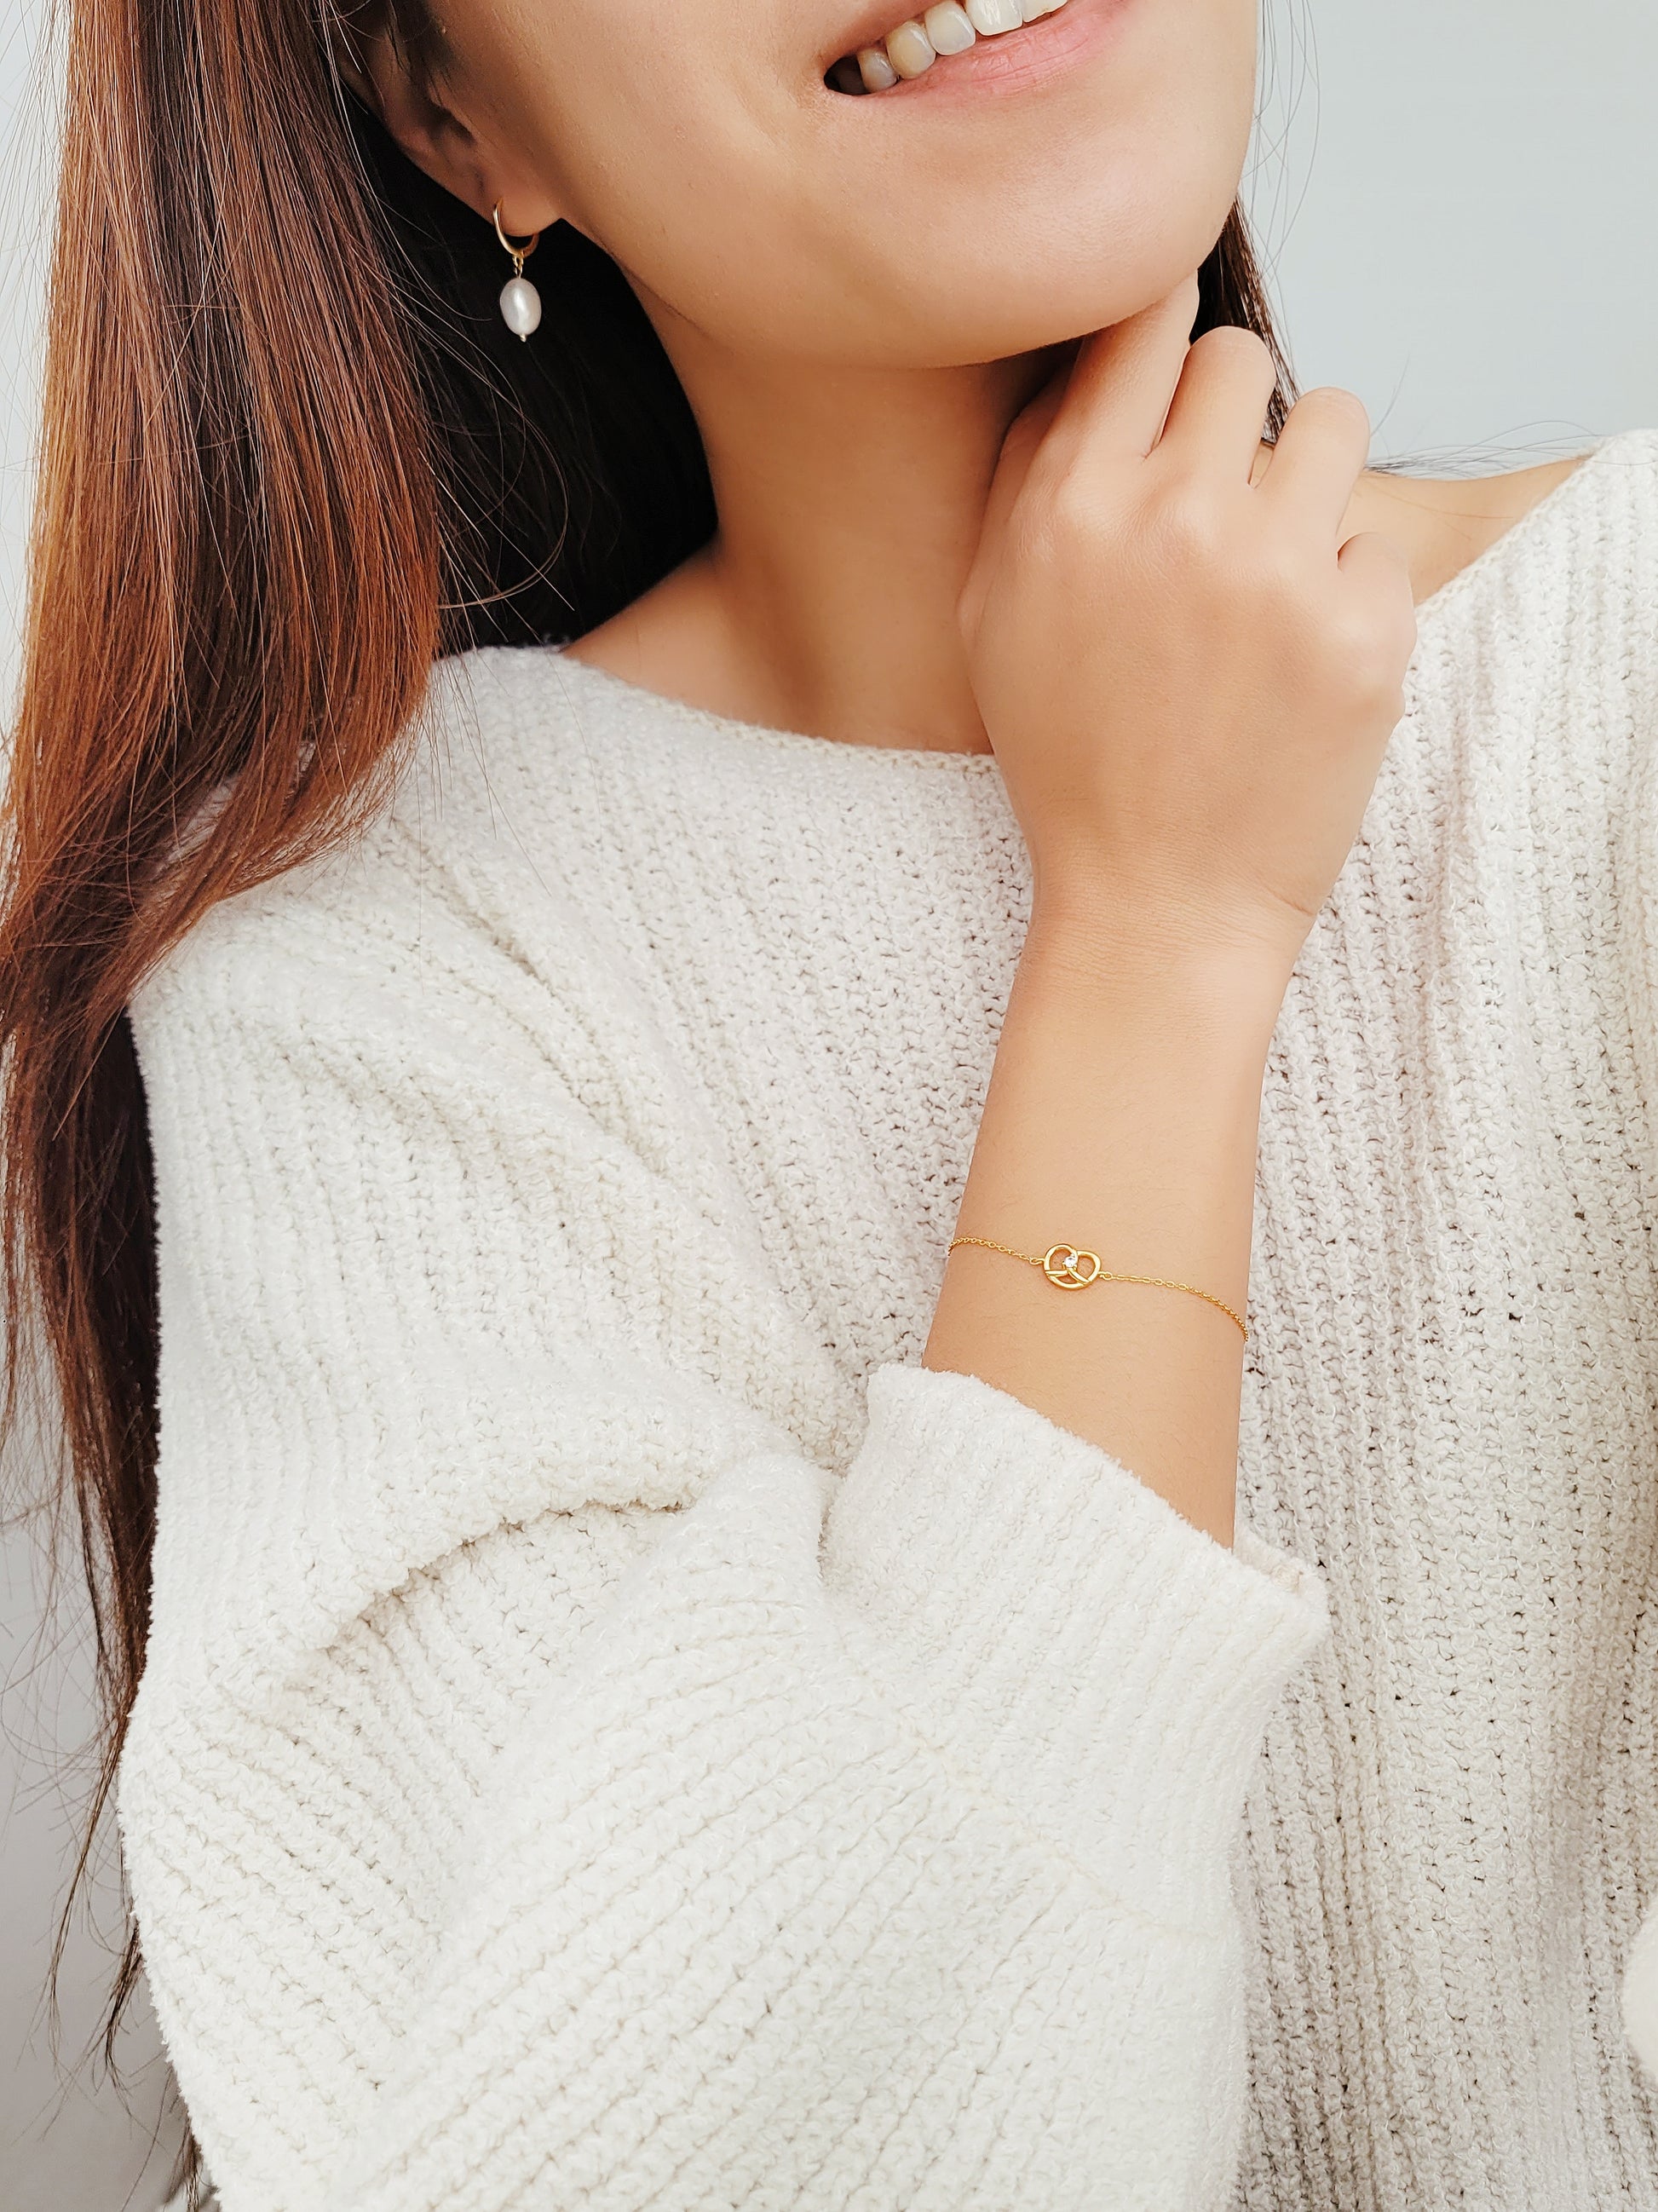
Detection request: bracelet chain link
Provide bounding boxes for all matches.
[947,1234,1248,1341]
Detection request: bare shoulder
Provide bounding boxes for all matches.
[1339,451,1592,608]
[1249,438,1595,606]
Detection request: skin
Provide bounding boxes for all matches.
[351,0,1590,1543]
[350,0,1579,753]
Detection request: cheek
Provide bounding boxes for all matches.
[518,0,1257,366]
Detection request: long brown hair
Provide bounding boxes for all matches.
[0,0,1297,2191]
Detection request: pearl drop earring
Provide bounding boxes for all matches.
[492,202,542,340]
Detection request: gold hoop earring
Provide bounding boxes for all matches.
[492,202,543,341]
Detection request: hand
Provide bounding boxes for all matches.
[958,274,1418,977]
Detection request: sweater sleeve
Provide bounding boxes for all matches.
[120,867,1331,2212]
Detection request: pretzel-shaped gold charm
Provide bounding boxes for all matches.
[1041,1244,1102,1289]
[947,1234,1247,1339]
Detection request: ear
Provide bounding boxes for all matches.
[331,17,562,237]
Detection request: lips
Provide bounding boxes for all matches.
[826,0,1077,94]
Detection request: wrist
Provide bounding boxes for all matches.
[1022,896,1297,1029]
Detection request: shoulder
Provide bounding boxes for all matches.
[1251,426,1658,613]
[1338,427,1658,611]
[1348,452,1588,607]
[123,645,726,1352]
[130,645,625,1048]
[124,647,820,1707]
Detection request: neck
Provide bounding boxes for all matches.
[584,310,1068,753]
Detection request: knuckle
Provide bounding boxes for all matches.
[1330,609,1411,700]
[1242,533,1310,608]
[1384,594,1421,662]
[1290,383,1371,438]
[1039,469,1110,557]
[1146,479,1230,566]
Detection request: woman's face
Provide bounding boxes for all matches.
[430,0,1258,366]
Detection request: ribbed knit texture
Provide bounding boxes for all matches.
[122,426,1658,2212]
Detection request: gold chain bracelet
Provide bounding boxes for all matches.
[947,1236,1248,1341]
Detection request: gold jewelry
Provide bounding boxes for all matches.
[492,202,543,340]
[947,1236,1247,1340]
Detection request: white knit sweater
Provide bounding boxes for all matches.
[123,426,1658,2212]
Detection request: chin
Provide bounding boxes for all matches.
[839,207,1240,368]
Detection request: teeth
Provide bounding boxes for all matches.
[884,18,936,74]
[923,1,977,51]
[843,0,1068,93]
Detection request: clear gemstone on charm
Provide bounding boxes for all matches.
[499,274,542,340]
[1046,1246,1098,1287]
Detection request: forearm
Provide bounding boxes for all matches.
[924,907,1288,1549]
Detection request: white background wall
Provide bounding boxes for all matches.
[1246,0,1658,469]
[3,2,1656,2205]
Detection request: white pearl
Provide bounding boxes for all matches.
[499,275,542,340]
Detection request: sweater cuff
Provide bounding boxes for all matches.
[821,1361,1331,1933]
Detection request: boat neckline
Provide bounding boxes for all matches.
[533,429,1639,771]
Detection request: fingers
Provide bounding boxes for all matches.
[1258,385,1373,539]
[984,363,1072,539]
[1156,325,1281,482]
[1040,274,1201,475]
[1016,279,1368,580]
[1336,526,1418,634]
[961,364,1074,642]
[1334,528,1419,697]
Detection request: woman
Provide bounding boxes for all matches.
[5,0,1657,2201]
